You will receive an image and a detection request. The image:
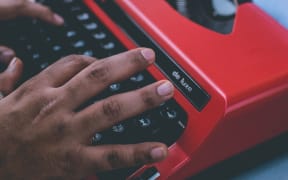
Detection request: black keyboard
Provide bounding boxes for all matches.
[0,0,187,179]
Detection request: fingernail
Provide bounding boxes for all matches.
[3,49,14,56]
[7,57,17,72]
[141,49,155,62]
[157,81,174,96]
[53,14,64,25]
[1,49,14,60]
[150,147,166,161]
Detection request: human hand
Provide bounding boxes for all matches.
[0,46,23,99]
[0,48,173,179]
[0,0,64,25]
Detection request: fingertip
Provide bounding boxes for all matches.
[141,48,155,64]
[7,58,18,72]
[2,49,15,60]
[0,48,15,64]
[6,57,23,77]
[14,57,24,72]
[150,145,168,162]
[0,57,23,95]
[53,13,64,26]
[157,80,174,97]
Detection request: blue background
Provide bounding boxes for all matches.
[189,132,288,180]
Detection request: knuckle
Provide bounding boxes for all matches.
[37,90,57,105]
[140,89,158,107]
[63,85,78,102]
[68,55,91,69]
[128,48,146,66]
[58,147,85,178]
[34,95,59,118]
[87,61,110,83]
[41,6,52,15]
[105,150,123,169]
[133,149,153,165]
[52,120,68,136]
[58,55,92,72]
[64,54,81,61]
[14,79,37,100]
[61,151,76,174]
[102,98,122,121]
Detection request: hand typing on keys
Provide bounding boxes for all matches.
[0,48,173,179]
[0,1,173,179]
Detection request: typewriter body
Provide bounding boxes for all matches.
[1,0,288,179]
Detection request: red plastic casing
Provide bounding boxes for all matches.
[84,0,288,179]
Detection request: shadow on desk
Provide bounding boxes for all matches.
[189,132,288,180]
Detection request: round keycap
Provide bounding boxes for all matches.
[160,107,177,120]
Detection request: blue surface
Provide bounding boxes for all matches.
[232,153,288,180]
[253,0,288,29]
[233,155,288,180]
[190,133,288,180]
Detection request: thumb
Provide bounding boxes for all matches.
[0,57,23,95]
[0,46,15,65]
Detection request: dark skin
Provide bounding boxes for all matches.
[0,0,64,96]
[0,1,173,179]
[0,49,173,179]
[0,46,23,96]
[0,0,64,25]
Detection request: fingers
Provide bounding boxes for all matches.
[60,48,155,110]
[19,2,64,26]
[73,80,174,139]
[0,46,15,64]
[0,58,23,95]
[81,143,167,172]
[38,55,96,87]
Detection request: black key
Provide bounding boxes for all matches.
[93,31,107,40]
[32,53,41,61]
[82,50,94,57]
[66,30,77,38]
[91,133,103,145]
[52,45,63,52]
[109,83,121,92]
[84,22,98,31]
[160,106,178,120]
[77,13,90,21]
[101,41,115,50]
[111,124,125,134]
[39,62,50,70]
[70,5,83,12]
[72,40,86,48]
[130,73,145,83]
[135,117,152,129]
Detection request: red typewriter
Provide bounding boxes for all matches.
[1,0,288,179]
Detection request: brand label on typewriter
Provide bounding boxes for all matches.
[172,71,193,92]
[158,58,210,111]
